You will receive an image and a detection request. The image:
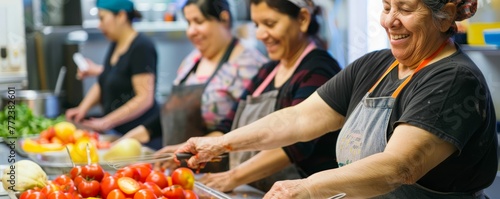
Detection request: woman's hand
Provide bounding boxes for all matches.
[263,179,312,199]
[76,59,103,80]
[80,117,112,132]
[66,107,86,123]
[199,171,237,192]
[153,144,183,172]
[174,137,227,169]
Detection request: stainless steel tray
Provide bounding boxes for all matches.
[192,182,232,199]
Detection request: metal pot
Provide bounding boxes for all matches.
[1,90,62,118]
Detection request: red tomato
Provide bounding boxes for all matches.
[101,176,119,199]
[183,190,198,199]
[73,176,84,187]
[40,128,55,140]
[26,191,48,199]
[142,182,163,198]
[20,190,37,199]
[62,192,81,199]
[133,189,157,199]
[47,191,68,199]
[81,163,105,181]
[129,163,153,170]
[103,171,111,179]
[117,177,141,195]
[161,185,185,199]
[77,179,100,198]
[134,165,152,182]
[107,189,126,199]
[171,168,195,190]
[116,167,140,181]
[41,181,60,195]
[145,171,168,189]
[53,175,75,193]
[69,166,82,179]
[53,175,72,185]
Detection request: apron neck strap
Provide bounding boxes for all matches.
[252,42,316,97]
[179,38,238,84]
[368,39,449,98]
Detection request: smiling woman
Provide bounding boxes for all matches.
[174,0,499,198]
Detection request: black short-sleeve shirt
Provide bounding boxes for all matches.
[317,47,498,193]
[98,33,159,134]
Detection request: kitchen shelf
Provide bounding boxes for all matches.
[82,20,187,32]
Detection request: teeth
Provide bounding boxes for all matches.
[392,34,409,40]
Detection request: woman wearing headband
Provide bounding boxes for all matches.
[176,0,498,198]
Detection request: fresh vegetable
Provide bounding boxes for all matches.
[103,138,142,161]
[133,189,156,199]
[117,177,141,195]
[184,190,198,199]
[68,139,99,163]
[161,185,185,199]
[171,168,195,190]
[1,160,48,192]
[20,164,199,199]
[0,103,65,138]
[76,178,100,198]
[145,171,168,189]
[106,189,126,199]
[100,176,119,199]
[81,164,105,182]
[53,122,76,143]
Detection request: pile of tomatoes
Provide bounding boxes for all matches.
[20,163,198,199]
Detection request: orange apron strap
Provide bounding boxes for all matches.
[368,60,399,93]
[391,40,449,98]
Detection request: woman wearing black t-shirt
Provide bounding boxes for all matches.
[66,0,159,148]
[175,0,498,198]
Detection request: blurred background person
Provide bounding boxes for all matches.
[66,0,160,149]
[117,0,267,150]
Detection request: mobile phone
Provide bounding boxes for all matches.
[73,52,89,71]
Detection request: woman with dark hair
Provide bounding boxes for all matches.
[186,0,342,192]
[117,0,267,150]
[66,0,160,149]
[177,0,498,198]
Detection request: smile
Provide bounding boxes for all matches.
[391,34,410,40]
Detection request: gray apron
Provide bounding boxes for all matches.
[336,42,487,198]
[159,38,237,172]
[229,43,316,192]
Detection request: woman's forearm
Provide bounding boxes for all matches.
[231,148,292,187]
[79,84,101,112]
[223,93,344,152]
[102,92,153,129]
[304,153,406,198]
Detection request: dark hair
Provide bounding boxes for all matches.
[249,0,320,36]
[183,0,232,28]
[113,10,142,24]
[422,0,455,36]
